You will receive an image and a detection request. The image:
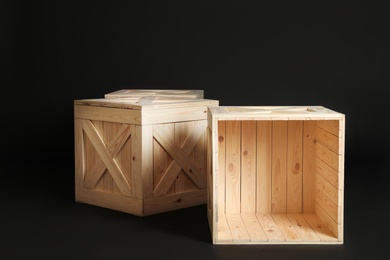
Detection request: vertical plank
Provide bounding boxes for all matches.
[217,121,226,214]
[303,121,316,213]
[271,121,287,213]
[256,121,272,213]
[287,121,303,213]
[117,123,132,195]
[84,121,101,191]
[140,125,154,199]
[101,121,115,193]
[241,121,256,213]
[74,119,84,190]
[225,121,241,214]
[193,121,206,191]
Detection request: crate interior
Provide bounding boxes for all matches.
[215,119,342,243]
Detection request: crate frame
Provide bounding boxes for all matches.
[74,97,218,216]
[104,89,204,99]
[207,106,345,244]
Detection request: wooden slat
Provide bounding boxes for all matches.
[316,174,338,205]
[287,121,303,213]
[142,106,210,125]
[271,214,302,241]
[256,121,272,213]
[315,204,339,236]
[74,119,84,189]
[101,121,115,193]
[75,187,143,216]
[74,105,141,125]
[140,125,154,198]
[316,127,339,154]
[217,215,233,243]
[143,189,206,216]
[82,120,132,196]
[317,120,339,136]
[315,190,338,223]
[316,142,339,171]
[286,214,320,242]
[303,214,338,242]
[226,214,251,242]
[241,214,268,242]
[153,125,206,189]
[271,121,287,213]
[303,121,316,213]
[241,121,257,213]
[225,121,241,214]
[217,121,226,214]
[256,214,285,242]
[315,157,338,188]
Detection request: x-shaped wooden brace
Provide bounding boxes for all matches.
[82,120,132,196]
[153,120,207,196]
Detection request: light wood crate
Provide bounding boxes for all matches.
[74,97,218,216]
[104,89,204,99]
[207,106,345,244]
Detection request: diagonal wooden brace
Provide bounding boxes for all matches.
[82,120,132,196]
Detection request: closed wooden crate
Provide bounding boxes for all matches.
[74,97,218,216]
[207,106,345,244]
[104,89,204,99]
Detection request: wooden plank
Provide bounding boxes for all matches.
[226,214,251,242]
[217,215,233,243]
[271,121,287,213]
[303,121,316,213]
[101,121,115,193]
[303,214,338,242]
[315,203,339,237]
[286,214,320,242]
[140,125,154,198]
[316,127,339,154]
[315,190,338,223]
[271,214,302,241]
[142,106,211,125]
[104,89,204,99]
[241,214,268,242]
[218,121,226,214]
[316,142,339,171]
[315,157,338,188]
[82,120,132,196]
[317,120,339,136]
[256,121,272,213]
[153,125,206,189]
[316,174,338,205]
[74,119,84,190]
[225,121,241,214]
[74,105,141,125]
[241,121,257,213]
[256,213,284,242]
[75,187,143,216]
[287,121,303,213]
[143,189,206,216]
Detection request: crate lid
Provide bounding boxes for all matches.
[74,97,218,110]
[209,106,344,119]
[104,89,204,99]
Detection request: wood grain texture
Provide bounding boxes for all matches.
[241,214,268,242]
[271,121,287,213]
[241,121,257,213]
[226,214,251,242]
[140,125,154,199]
[316,142,339,171]
[303,213,338,242]
[74,119,84,190]
[271,214,302,242]
[287,121,303,213]
[256,214,284,242]
[256,121,272,213]
[316,127,339,154]
[217,215,233,243]
[75,105,141,125]
[303,121,316,213]
[217,121,226,215]
[317,120,339,136]
[225,121,241,214]
[315,157,338,188]
[287,214,321,242]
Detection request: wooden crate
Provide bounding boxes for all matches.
[74,97,218,216]
[207,106,345,244]
[104,89,204,99]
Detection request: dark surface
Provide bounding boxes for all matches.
[1,1,390,259]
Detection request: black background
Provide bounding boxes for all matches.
[1,1,389,259]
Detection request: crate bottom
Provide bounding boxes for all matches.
[215,213,341,244]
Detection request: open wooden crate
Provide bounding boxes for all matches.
[207,106,345,244]
[74,97,218,216]
[104,89,204,99]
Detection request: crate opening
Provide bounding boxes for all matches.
[215,119,342,243]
